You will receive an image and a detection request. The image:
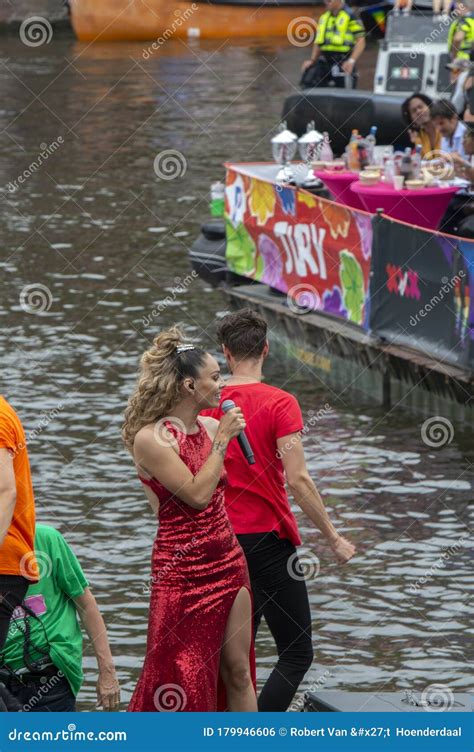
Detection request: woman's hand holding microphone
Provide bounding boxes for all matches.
[216,407,246,447]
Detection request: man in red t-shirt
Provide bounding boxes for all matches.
[204,308,355,712]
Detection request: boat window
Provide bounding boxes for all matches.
[385,14,450,44]
[386,53,424,92]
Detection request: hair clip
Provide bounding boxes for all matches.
[176,344,196,354]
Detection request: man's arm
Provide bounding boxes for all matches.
[278,433,356,563]
[350,35,366,64]
[452,28,466,59]
[302,43,321,71]
[341,35,366,74]
[0,448,17,548]
[74,588,120,711]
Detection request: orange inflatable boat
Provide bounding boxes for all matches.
[69,0,322,42]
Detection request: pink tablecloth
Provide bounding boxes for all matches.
[314,170,364,211]
[350,181,460,230]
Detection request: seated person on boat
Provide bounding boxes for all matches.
[431,98,468,157]
[402,93,441,157]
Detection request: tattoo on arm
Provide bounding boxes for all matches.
[212,439,227,458]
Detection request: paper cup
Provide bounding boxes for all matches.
[393,175,405,190]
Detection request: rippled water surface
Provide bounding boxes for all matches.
[0,34,472,710]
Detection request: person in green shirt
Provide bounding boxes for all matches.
[0,524,120,711]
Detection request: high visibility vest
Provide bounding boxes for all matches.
[448,15,474,59]
[314,8,364,54]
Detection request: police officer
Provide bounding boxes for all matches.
[301,0,366,89]
[449,0,474,61]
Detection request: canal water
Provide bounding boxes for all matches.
[0,34,472,710]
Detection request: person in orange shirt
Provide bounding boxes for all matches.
[0,396,38,657]
[401,93,442,157]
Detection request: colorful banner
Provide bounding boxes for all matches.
[224,167,372,330]
[369,215,474,369]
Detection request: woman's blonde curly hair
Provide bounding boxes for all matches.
[121,326,206,450]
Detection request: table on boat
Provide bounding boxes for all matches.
[350,180,461,230]
[314,169,363,210]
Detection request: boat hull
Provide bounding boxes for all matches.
[69,0,323,41]
[223,283,473,423]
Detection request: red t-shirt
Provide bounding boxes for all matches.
[203,383,304,545]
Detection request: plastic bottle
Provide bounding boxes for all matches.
[383,145,394,166]
[384,157,395,185]
[320,132,334,162]
[347,129,359,171]
[411,144,422,180]
[400,147,413,181]
[366,126,377,164]
[210,181,225,216]
[357,140,369,170]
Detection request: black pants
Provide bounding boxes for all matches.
[301,56,357,89]
[238,533,313,712]
[0,576,29,651]
[1,671,75,712]
[0,575,30,712]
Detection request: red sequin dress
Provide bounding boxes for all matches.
[128,419,255,712]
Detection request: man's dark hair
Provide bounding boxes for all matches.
[430,99,458,120]
[401,93,433,126]
[216,308,267,359]
[464,122,474,138]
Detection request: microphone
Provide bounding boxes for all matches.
[221,399,256,465]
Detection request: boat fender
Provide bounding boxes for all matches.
[201,220,226,241]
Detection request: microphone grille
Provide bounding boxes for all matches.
[221,399,236,412]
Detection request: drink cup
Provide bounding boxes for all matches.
[393,175,405,190]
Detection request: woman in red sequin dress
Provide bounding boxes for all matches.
[122,328,257,712]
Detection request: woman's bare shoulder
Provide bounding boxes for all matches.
[198,415,220,439]
[133,424,156,450]
[134,422,178,457]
